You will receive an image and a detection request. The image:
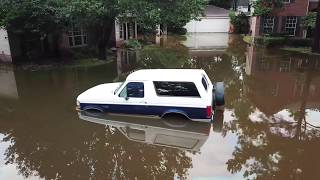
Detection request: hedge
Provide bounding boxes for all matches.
[244,36,312,48]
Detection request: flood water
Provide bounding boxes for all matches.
[0,34,320,180]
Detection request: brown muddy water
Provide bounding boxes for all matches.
[0,34,320,180]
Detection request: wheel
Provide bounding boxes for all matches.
[213,82,225,109]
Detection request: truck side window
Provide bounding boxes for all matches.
[119,82,144,98]
[153,81,200,97]
[202,77,208,91]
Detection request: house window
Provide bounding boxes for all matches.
[128,23,134,38]
[285,16,297,36]
[68,24,87,47]
[119,22,136,40]
[263,17,275,33]
[119,23,124,39]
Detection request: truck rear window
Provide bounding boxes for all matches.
[153,81,200,97]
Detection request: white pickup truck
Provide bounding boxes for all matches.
[76,69,224,122]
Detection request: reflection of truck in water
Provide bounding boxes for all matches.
[78,111,224,152]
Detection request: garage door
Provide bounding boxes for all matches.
[184,17,230,33]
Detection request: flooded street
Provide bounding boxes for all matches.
[0,34,320,180]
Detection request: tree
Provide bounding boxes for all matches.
[65,0,206,60]
[209,0,232,9]
[0,0,66,59]
[251,0,283,16]
[64,0,121,60]
[0,0,65,33]
[1,0,206,61]
[312,2,320,53]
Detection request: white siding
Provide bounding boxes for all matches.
[182,33,229,49]
[0,29,12,62]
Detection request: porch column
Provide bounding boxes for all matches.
[125,23,128,40]
[135,21,138,39]
[155,24,161,45]
[163,25,168,35]
[114,20,121,47]
[156,24,161,36]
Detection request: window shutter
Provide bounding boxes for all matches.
[281,16,287,33]
[295,16,301,37]
[273,16,278,33]
[259,16,265,35]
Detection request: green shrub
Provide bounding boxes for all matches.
[254,36,287,47]
[72,47,98,59]
[124,39,142,49]
[229,11,249,34]
[265,32,289,37]
[263,37,287,47]
[243,35,253,44]
[168,27,187,35]
[287,38,311,47]
[254,36,311,47]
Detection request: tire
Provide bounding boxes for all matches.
[212,82,225,108]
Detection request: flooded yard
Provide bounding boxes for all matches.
[0,34,320,180]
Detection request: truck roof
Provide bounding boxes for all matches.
[126,69,207,82]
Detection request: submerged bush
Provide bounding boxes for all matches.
[124,39,142,49]
[287,38,311,47]
[253,36,311,47]
[168,27,187,35]
[262,37,287,47]
[253,36,286,47]
[229,11,249,34]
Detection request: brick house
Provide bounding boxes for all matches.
[250,0,310,38]
[59,20,138,49]
[0,20,139,63]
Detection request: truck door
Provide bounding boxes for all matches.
[116,82,148,115]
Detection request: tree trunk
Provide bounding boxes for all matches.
[20,34,28,62]
[98,19,115,60]
[53,31,61,59]
[312,3,320,53]
[232,0,238,11]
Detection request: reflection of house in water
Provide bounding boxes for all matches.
[78,111,210,152]
[116,50,139,79]
[0,65,18,99]
[245,45,320,115]
[181,33,228,62]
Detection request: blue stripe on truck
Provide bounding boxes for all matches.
[80,103,209,120]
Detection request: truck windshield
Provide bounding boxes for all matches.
[114,82,124,95]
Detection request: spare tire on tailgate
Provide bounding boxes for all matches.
[212,82,225,110]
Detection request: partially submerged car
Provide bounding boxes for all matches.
[76,69,224,122]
